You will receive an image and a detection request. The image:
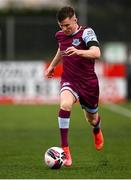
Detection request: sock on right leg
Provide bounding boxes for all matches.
[58,109,71,147]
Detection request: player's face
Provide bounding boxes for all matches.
[58,16,78,36]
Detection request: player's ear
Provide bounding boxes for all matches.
[74,17,78,23]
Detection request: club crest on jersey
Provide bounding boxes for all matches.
[72,39,81,46]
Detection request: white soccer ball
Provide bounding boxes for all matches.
[44,147,66,169]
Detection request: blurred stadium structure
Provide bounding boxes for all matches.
[0,0,131,104]
[0,0,72,9]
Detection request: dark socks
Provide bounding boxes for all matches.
[93,116,101,134]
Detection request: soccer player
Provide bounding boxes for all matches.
[45,6,104,167]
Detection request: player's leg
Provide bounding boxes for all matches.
[83,110,104,150]
[59,89,75,148]
[58,89,77,166]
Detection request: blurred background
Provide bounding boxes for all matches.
[0,0,131,104]
[1,2,131,178]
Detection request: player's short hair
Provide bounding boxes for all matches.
[56,6,75,22]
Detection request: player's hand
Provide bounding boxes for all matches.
[65,46,79,56]
[45,66,55,78]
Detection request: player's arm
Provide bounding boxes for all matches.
[78,46,101,59]
[66,46,100,59]
[45,48,61,78]
[65,27,101,60]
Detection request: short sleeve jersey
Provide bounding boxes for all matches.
[55,26,99,83]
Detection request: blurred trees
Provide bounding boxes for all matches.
[0,0,131,60]
[0,0,130,42]
[75,0,131,42]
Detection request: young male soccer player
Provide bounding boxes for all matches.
[45,6,104,167]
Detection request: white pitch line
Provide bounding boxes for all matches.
[103,103,131,118]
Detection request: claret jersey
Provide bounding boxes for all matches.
[55,26,100,108]
[55,26,99,82]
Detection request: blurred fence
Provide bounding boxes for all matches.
[0,15,131,61]
[0,16,58,60]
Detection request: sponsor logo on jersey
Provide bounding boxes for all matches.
[72,39,81,46]
[87,29,94,36]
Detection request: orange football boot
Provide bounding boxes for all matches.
[93,129,104,150]
[62,146,72,166]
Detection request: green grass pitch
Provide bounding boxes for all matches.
[0,102,131,179]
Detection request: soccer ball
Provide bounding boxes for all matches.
[44,147,66,169]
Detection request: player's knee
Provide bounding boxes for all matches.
[60,101,72,111]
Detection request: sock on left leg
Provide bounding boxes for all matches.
[92,116,104,150]
[93,115,101,134]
